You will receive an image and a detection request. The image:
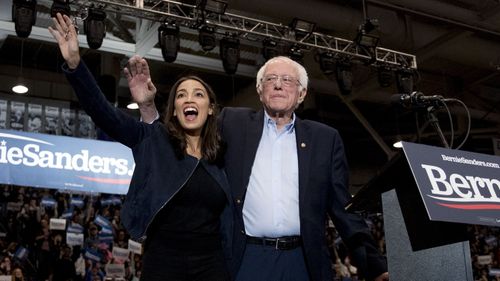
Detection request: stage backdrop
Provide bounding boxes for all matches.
[0,129,134,194]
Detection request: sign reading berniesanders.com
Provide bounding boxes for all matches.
[402,141,500,227]
[0,129,134,195]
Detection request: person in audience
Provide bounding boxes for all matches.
[113,229,128,249]
[0,255,12,275]
[84,223,99,250]
[51,245,77,281]
[84,262,104,281]
[11,267,25,281]
[2,183,500,280]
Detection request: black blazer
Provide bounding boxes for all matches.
[64,62,235,257]
[219,107,387,281]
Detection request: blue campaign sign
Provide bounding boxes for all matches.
[402,141,500,227]
[0,129,134,194]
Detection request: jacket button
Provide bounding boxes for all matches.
[236,199,242,204]
[240,229,245,234]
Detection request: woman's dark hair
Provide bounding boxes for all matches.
[162,75,221,163]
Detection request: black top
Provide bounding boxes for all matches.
[146,162,227,252]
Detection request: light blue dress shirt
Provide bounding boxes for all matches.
[243,111,300,237]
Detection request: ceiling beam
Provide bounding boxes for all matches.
[0,20,257,77]
[135,19,160,56]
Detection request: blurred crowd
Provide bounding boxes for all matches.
[0,185,139,281]
[0,184,498,281]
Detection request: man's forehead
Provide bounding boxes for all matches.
[265,60,297,74]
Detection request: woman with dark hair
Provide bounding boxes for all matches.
[162,75,221,161]
[49,13,234,281]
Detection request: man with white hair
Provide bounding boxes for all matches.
[132,56,389,281]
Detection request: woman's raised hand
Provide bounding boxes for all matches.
[48,13,80,69]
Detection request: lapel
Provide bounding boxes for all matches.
[294,118,312,211]
[202,162,231,200]
[238,109,264,199]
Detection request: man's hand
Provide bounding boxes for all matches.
[124,55,159,123]
[48,13,80,69]
[124,55,157,106]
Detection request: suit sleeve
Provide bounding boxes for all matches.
[63,61,147,148]
[327,131,387,280]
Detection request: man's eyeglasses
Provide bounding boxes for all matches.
[262,74,301,87]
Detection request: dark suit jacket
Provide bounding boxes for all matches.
[64,62,235,259]
[219,107,387,281]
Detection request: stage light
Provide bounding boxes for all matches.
[158,21,180,63]
[290,18,315,39]
[196,0,228,14]
[84,8,106,50]
[262,38,279,60]
[377,66,393,88]
[12,40,29,94]
[127,102,139,110]
[50,0,71,17]
[396,69,414,94]
[392,140,403,149]
[288,44,304,64]
[198,25,216,51]
[354,18,380,48]
[318,51,336,75]
[335,61,353,95]
[12,0,37,38]
[219,35,240,75]
[12,79,28,94]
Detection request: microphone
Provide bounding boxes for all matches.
[390,91,445,108]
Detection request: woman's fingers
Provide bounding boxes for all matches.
[52,14,63,34]
[49,13,74,42]
[57,13,69,33]
[48,26,60,41]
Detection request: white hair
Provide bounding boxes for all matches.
[256,56,308,93]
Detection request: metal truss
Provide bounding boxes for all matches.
[67,0,417,69]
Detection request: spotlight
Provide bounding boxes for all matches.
[288,44,304,64]
[127,102,139,110]
[158,21,180,63]
[219,35,240,75]
[196,0,228,14]
[198,25,216,51]
[335,61,353,95]
[12,79,28,94]
[290,18,315,39]
[393,140,403,149]
[354,18,380,48]
[396,69,414,94]
[12,40,28,94]
[262,38,279,60]
[12,0,37,38]
[50,0,71,17]
[84,8,106,50]
[377,66,393,88]
[318,51,336,75]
